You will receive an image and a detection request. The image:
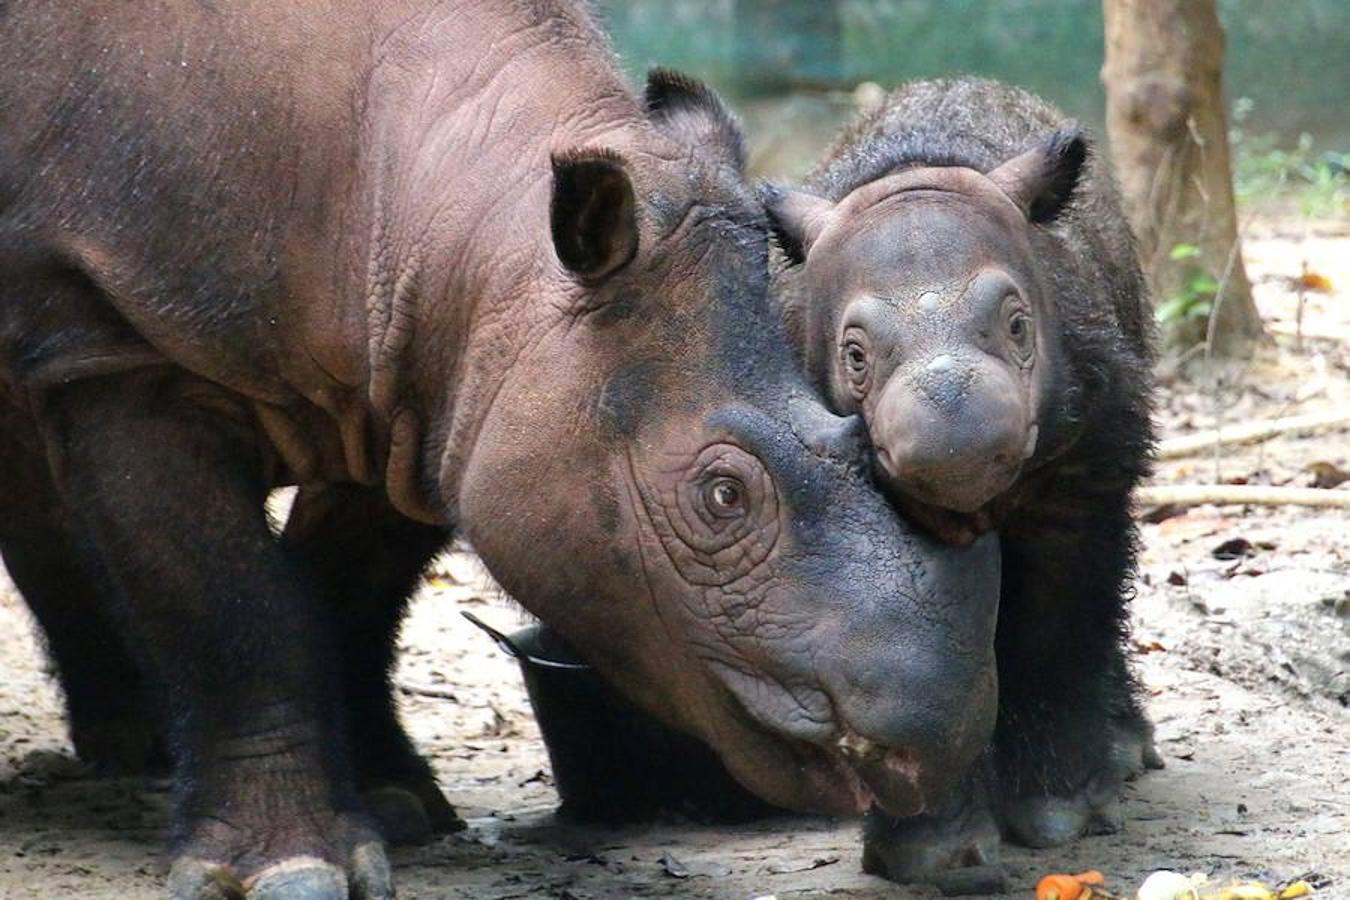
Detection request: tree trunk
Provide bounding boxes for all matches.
[1101,0,1267,358]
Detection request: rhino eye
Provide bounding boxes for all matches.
[643,443,780,587]
[1006,308,1035,366]
[704,476,746,518]
[840,331,871,399]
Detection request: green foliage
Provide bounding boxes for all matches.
[1231,97,1347,216]
[1297,155,1348,218]
[1155,245,1219,326]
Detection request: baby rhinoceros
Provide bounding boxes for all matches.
[766,78,1163,883]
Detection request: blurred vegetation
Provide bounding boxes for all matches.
[1153,244,1220,328]
[596,0,1349,195]
[1147,98,1349,332]
[1231,100,1348,217]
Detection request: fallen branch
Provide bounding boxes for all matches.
[1157,409,1350,459]
[396,680,459,701]
[1269,321,1350,343]
[1136,484,1350,510]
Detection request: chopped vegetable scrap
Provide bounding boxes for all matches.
[1033,869,1323,900]
[1037,870,1113,900]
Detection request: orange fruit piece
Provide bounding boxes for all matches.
[1036,871,1108,900]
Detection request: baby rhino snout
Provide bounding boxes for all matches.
[871,354,1032,513]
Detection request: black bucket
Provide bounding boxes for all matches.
[463,613,775,824]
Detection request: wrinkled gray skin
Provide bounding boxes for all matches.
[768,79,1158,887]
[0,6,1003,898]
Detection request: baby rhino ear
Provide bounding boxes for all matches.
[759,183,835,265]
[986,123,1088,224]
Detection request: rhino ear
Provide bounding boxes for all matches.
[550,149,638,284]
[760,182,835,264]
[644,68,746,172]
[986,123,1088,224]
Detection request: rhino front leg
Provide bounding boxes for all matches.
[991,497,1162,849]
[861,757,1007,895]
[44,371,391,900]
[281,483,463,844]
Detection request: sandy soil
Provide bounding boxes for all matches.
[1,220,1346,899]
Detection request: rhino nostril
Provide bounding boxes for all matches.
[1022,423,1040,458]
[874,446,899,480]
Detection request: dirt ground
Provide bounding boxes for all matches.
[1,218,1346,899]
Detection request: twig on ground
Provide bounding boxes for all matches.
[1156,409,1350,459]
[396,680,459,701]
[1296,259,1308,352]
[1136,484,1350,510]
[1268,321,1350,342]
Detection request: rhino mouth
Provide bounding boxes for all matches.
[833,730,927,816]
[724,716,932,818]
[706,666,935,818]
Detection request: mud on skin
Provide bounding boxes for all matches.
[766,77,1162,884]
[0,3,1003,898]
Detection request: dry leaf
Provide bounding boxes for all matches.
[1296,271,1333,293]
[1307,461,1350,489]
[1212,537,1254,560]
[658,852,730,879]
[766,856,839,874]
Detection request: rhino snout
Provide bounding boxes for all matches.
[813,529,1001,815]
[871,355,1030,512]
[828,665,999,816]
[822,644,999,816]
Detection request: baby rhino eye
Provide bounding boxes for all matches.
[1006,308,1035,365]
[839,332,871,400]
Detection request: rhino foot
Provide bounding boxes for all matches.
[998,713,1158,848]
[355,744,464,844]
[1116,711,1166,775]
[362,780,464,845]
[169,850,391,900]
[169,814,391,900]
[1000,791,1120,848]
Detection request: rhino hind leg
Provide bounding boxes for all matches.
[43,369,389,900]
[281,483,463,844]
[2,528,171,775]
[0,407,168,774]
